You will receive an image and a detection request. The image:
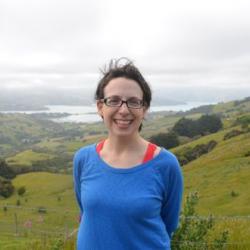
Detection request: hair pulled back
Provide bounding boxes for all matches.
[95,58,151,109]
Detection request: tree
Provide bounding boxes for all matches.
[172,118,197,137]
[198,114,223,134]
[0,159,16,179]
[150,131,179,149]
[0,177,15,198]
[17,186,26,196]
[172,115,223,138]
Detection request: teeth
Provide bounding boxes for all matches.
[115,120,131,125]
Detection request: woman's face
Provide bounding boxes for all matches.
[97,77,147,138]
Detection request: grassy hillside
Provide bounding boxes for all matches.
[0,172,78,216]
[170,126,250,248]
[0,113,89,158]
[0,96,249,249]
[0,172,79,244]
[172,127,250,215]
[7,150,54,166]
[1,126,249,248]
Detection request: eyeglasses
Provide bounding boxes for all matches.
[102,96,144,109]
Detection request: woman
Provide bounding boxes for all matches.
[73,58,183,250]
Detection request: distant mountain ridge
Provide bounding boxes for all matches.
[2,85,250,111]
[0,87,184,111]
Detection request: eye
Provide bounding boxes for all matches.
[127,97,143,107]
[106,97,121,106]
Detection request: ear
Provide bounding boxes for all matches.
[96,100,104,118]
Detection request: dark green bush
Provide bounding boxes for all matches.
[17,186,26,196]
[0,177,15,198]
[173,115,223,138]
[245,151,250,157]
[150,131,179,149]
[0,159,16,179]
[231,190,239,197]
[223,130,243,140]
[172,192,228,250]
[175,140,217,166]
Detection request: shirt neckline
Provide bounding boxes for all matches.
[93,143,164,174]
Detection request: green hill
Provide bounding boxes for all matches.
[0,172,78,221]
[0,113,88,158]
[172,126,250,215]
[0,96,249,249]
[0,172,78,246]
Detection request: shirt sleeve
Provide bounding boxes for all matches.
[73,151,84,218]
[160,154,183,238]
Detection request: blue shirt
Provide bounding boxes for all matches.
[73,144,183,250]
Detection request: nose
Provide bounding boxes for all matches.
[118,102,130,113]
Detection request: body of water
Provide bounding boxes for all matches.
[1,102,214,123]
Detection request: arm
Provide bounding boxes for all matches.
[161,154,183,238]
[73,151,84,219]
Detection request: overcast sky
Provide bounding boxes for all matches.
[0,0,250,96]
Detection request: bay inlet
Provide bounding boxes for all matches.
[1,101,214,123]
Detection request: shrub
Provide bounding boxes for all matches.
[17,186,26,196]
[231,190,239,197]
[223,129,243,140]
[0,177,15,198]
[198,114,223,134]
[150,131,179,149]
[0,159,16,179]
[172,192,228,250]
[173,115,222,138]
[50,238,64,250]
[245,151,250,157]
[206,140,217,152]
[175,140,217,166]
[235,114,250,126]
[172,117,197,137]
[241,123,249,132]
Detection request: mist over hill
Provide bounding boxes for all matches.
[0,85,249,111]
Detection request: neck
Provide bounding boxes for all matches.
[105,134,146,154]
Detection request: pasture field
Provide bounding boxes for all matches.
[1,97,250,249]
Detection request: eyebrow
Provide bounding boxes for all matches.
[106,95,142,99]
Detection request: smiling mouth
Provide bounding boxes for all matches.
[114,119,133,126]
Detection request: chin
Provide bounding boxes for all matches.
[111,127,139,137]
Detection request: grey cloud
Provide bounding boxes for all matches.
[0,0,250,101]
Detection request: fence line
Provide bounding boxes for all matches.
[0,222,249,247]
[1,206,250,247]
[180,215,250,220]
[0,205,79,214]
[0,223,70,234]
[171,241,250,246]
[1,229,250,247]
[1,205,250,220]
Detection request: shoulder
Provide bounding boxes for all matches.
[154,149,183,193]
[153,148,182,178]
[73,143,97,179]
[157,148,180,168]
[73,143,96,168]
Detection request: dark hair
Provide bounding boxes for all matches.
[95,58,152,108]
[94,58,152,132]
